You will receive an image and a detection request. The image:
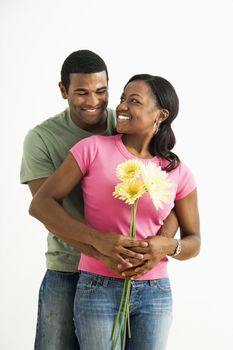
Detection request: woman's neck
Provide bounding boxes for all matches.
[122,134,154,159]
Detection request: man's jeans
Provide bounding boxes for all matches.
[74,272,172,350]
[34,270,80,350]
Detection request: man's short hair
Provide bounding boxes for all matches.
[61,50,109,91]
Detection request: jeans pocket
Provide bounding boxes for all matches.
[156,278,171,292]
[76,274,98,294]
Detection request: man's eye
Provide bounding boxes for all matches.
[97,90,107,94]
[77,92,87,96]
[120,97,125,103]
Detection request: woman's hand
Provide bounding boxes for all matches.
[92,232,149,265]
[116,235,177,279]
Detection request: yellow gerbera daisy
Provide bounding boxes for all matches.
[115,159,144,182]
[113,181,145,205]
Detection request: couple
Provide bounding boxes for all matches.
[21,50,200,350]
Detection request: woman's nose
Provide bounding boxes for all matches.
[117,101,128,111]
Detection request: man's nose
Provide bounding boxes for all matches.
[86,93,99,106]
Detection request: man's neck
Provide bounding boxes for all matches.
[71,110,108,134]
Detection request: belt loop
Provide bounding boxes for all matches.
[149,279,157,286]
[97,275,104,286]
[103,276,109,287]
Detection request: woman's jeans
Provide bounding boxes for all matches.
[34,270,80,350]
[74,271,172,350]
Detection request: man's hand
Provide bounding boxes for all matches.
[92,232,149,265]
[97,254,137,276]
[116,236,177,279]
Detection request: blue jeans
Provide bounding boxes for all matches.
[34,269,80,350]
[74,272,172,350]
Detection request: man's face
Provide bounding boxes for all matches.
[59,71,108,131]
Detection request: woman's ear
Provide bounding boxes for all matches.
[58,82,68,99]
[160,109,169,122]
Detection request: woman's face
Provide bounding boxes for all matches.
[116,80,162,136]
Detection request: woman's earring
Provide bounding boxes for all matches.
[153,120,161,134]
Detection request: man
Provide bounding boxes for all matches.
[20,50,178,350]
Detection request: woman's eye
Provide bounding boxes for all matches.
[131,98,139,104]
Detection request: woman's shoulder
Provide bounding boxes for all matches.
[83,134,118,143]
[71,134,119,154]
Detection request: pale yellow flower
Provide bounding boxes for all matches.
[113,181,145,205]
[115,159,144,182]
[142,161,173,210]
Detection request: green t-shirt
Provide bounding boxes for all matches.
[20,107,116,272]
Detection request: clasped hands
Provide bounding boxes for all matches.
[95,233,171,280]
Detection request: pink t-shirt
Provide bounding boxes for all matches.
[70,134,196,280]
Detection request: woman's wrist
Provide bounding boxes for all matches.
[168,239,182,257]
[166,237,179,256]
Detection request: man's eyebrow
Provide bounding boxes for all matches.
[96,86,108,90]
[73,88,87,92]
[73,86,108,92]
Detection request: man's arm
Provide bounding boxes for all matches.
[28,178,47,196]
[27,179,102,254]
[157,209,179,238]
[28,178,136,272]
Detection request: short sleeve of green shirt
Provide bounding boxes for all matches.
[20,129,55,184]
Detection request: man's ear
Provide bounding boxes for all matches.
[58,82,68,99]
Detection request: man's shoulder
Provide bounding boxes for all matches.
[107,107,115,115]
[107,107,116,121]
[31,108,69,132]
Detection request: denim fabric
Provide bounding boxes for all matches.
[74,272,172,350]
[34,269,80,350]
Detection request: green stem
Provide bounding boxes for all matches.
[111,280,128,341]
[121,280,132,349]
[127,301,131,339]
[112,280,131,350]
[112,201,138,349]
[131,201,138,238]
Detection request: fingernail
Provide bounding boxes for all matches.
[122,273,125,277]
[118,264,122,269]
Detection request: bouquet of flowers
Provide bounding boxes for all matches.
[111,159,173,350]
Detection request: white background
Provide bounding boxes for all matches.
[1,0,233,349]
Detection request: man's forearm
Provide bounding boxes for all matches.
[157,209,179,238]
[63,237,134,274]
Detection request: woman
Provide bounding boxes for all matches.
[30,74,200,350]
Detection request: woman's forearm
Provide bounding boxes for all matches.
[171,233,201,260]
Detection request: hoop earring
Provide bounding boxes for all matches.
[153,120,161,134]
